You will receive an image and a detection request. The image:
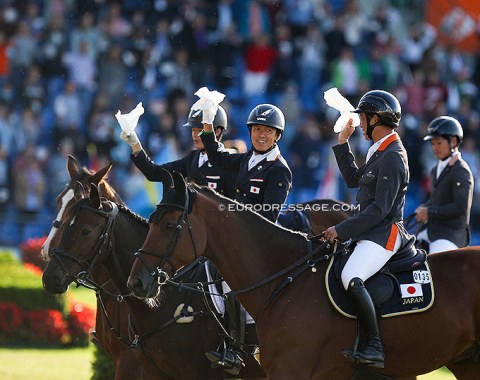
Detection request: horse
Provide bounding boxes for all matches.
[277,198,353,236]
[127,171,480,380]
[41,155,141,380]
[41,158,265,380]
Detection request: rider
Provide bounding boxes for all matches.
[198,99,292,373]
[120,105,236,197]
[323,90,415,368]
[414,116,474,253]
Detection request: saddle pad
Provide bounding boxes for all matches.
[325,256,435,318]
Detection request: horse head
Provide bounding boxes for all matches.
[41,155,116,263]
[127,171,206,300]
[42,182,118,293]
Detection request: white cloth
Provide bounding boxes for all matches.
[436,151,459,179]
[366,131,396,163]
[341,235,402,290]
[192,87,225,124]
[198,152,209,167]
[115,102,144,135]
[323,87,360,133]
[248,146,280,171]
[416,229,458,254]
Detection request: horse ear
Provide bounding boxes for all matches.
[90,183,101,209]
[74,181,85,200]
[159,168,174,192]
[90,161,113,186]
[67,155,80,179]
[171,171,187,205]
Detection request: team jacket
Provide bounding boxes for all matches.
[201,132,292,222]
[332,133,414,249]
[425,157,473,247]
[131,149,237,198]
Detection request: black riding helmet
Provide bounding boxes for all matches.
[353,90,401,139]
[246,104,285,132]
[424,116,463,147]
[183,105,228,131]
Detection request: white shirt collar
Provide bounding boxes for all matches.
[436,151,459,179]
[366,131,396,163]
[198,152,209,167]
[248,145,280,171]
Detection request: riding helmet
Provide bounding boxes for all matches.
[183,105,228,131]
[424,116,463,144]
[353,90,401,128]
[246,104,285,132]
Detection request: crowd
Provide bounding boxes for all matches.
[0,0,479,245]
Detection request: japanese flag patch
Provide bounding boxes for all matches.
[400,283,423,298]
[208,182,217,189]
[250,186,260,194]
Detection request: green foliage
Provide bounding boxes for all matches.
[91,344,115,380]
[0,252,65,312]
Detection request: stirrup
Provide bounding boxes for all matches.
[205,348,245,375]
[341,348,385,369]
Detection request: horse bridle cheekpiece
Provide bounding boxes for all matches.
[50,198,119,284]
[134,171,198,285]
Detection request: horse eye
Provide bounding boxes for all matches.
[82,228,91,235]
[165,222,176,229]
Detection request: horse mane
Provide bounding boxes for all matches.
[75,165,125,205]
[116,203,148,226]
[188,182,308,240]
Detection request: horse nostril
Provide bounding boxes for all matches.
[127,276,143,291]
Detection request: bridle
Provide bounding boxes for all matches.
[134,187,199,285]
[50,200,119,288]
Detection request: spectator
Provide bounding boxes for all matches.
[97,44,129,110]
[243,33,277,96]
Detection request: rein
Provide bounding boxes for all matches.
[134,189,200,284]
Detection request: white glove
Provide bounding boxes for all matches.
[324,88,360,133]
[192,87,225,124]
[120,130,141,147]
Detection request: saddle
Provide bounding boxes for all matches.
[326,240,434,318]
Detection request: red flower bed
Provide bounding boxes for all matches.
[21,236,47,271]
[0,301,96,346]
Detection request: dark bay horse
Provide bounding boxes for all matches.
[41,156,140,380]
[127,171,480,380]
[42,159,265,379]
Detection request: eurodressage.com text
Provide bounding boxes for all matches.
[218,203,360,213]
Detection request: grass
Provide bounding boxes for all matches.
[0,346,93,380]
[419,367,455,379]
[67,284,97,308]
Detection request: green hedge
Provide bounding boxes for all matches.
[0,252,65,312]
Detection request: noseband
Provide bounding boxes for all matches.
[134,188,198,284]
[50,201,119,284]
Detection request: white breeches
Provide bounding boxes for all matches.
[416,229,458,254]
[341,235,402,290]
[205,262,254,324]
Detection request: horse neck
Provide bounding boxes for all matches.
[106,210,148,299]
[199,194,309,318]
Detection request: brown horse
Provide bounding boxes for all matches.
[127,171,480,380]
[41,156,140,380]
[42,159,265,379]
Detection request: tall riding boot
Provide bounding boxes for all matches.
[205,295,245,375]
[342,277,385,368]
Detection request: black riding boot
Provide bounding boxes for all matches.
[205,295,245,375]
[342,277,385,368]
